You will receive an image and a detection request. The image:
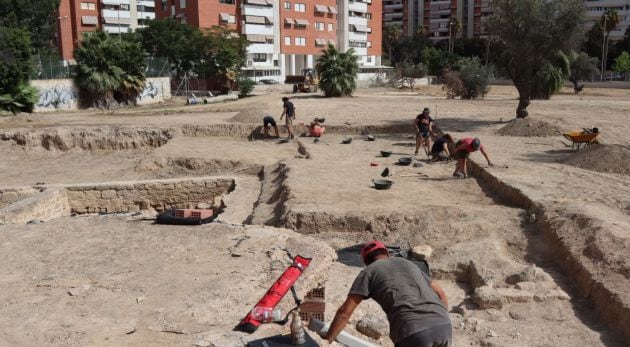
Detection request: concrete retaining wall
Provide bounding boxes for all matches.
[64,177,235,214]
[0,189,70,224]
[32,77,171,112]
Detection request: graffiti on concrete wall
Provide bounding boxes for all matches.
[32,77,169,112]
[36,85,78,110]
[138,81,161,101]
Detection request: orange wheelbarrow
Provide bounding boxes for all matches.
[563,129,600,150]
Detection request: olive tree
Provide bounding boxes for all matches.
[487,0,584,118]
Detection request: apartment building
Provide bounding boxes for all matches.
[57,0,156,61]
[388,0,630,42]
[400,0,490,39]
[582,0,630,41]
[155,0,382,81]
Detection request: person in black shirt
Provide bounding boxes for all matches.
[414,107,435,157]
[430,134,454,162]
[280,97,296,140]
[262,115,279,138]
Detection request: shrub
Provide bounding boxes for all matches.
[0,84,39,114]
[237,76,256,97]
[441,71,465,99]
[457,57,493,99]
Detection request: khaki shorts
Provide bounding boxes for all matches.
[285,116,294,126]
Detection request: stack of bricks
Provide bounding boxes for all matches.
[175,209,214,219]
[299,287,326,322]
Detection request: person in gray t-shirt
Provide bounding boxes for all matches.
[323,241,452,347]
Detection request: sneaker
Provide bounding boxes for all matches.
[453,171,465,179]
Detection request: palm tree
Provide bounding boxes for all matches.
[448,16,462,54]
[383,24,402,64]
[74,31,146,109]
[600,9,620,75]
[316,44,359,97]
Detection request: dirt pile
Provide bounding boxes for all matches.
[497,118,561,137]
[135,156,263,178]
[564,144,630,176]
[0,126,174,151]
[229,103,277,123]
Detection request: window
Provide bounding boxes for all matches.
[294,3,305,12]
[315,22,324,30]
[284,1,290,9]
[285,36,291,45]
[367,41,372,47]
[180,0,186,9]
[120,4,129,10]
[327,23,333,31]
[162,0,167,10]
[296,37,306,46]
[80,2,96,10]
[367,56,372,63]
[219,0,235,3]
[253,53,266,62]
[137,5,155,12]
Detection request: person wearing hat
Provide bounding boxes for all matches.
[280,96,296,140]
[414,107,436,158]
[451,137,492,178]
[323,241,452,347]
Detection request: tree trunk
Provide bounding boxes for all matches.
[514,81,530,118]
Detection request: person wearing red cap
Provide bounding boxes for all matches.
[451,137,492,178]
[323,241,451,347]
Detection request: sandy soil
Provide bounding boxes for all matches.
[0,84,628,346]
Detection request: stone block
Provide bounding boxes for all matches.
[410,245,433,261]
[506,266,552,285]
[101,190,117,199]
[356,314,388,340]
[496,288,534,303]
[474,286,503,309]
[1,192,19,203]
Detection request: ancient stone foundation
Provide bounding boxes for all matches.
[0,177,235,224]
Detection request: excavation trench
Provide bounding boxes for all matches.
[0,126,174,151]
[245,155,625,344]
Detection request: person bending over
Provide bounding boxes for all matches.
[309,117,326,137]
[324,241,452,347]
[262,115,279,138]
[451,137,492,178]
[431,134,454,162]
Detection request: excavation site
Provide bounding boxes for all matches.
[0,86,628,346]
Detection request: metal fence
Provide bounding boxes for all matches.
[30,56,170,80]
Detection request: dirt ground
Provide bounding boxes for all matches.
[0,84,629,346]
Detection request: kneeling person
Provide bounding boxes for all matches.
[309,117,326,137]
[431,134,454,162]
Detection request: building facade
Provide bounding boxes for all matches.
[386,0,629,42]
[396,0,490,39]
[154,0,382,82]
[582,0,630,41]
[56,0,156,61]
